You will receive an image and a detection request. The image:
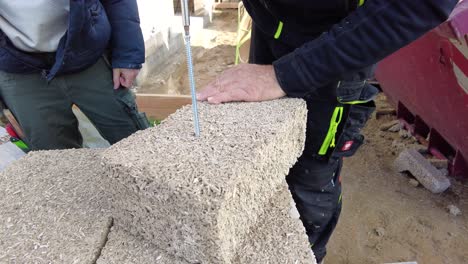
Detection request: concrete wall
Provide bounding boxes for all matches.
[138,0,176,41]
[136,0,184,86]
[135,0,212,86]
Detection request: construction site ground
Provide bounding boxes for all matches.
[138,10,468,264]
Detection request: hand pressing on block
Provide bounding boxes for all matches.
[197,64,286,104]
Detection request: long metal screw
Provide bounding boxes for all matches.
[180,0,201,137]
[184,34,201,137]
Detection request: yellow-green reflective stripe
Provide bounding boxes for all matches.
[338,194,342,203]
[318,106,344,155]
[330,107,343,147]
[274,21,283,39]
[340,99,369,105]
[12,140,28,151]
[359,0,365,6]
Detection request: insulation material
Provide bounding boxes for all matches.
[0,99,314,263]
[98,187,314,264]
[97,227,190,264]
[233,185,313,263]
[0,150,113,264]
[102,99,311,263]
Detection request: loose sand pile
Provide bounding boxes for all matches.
[0,99,315,263]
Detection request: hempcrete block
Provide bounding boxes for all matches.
[233,185,315,264]
[394,148,451,193]
[0,150,113,264]
[102,99,308,263]
[97,227,190,264]
[97,186,315,264]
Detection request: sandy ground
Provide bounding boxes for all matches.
[139,10,468,263]
[327,95,468,264]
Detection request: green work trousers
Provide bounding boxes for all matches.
[0,58,149,150]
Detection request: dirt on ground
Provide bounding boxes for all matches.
[138,10,468,264]
[327,95,468,264]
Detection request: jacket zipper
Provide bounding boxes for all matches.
[318,106,344,155]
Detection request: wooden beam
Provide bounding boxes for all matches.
[3,109,25,140]
[136,94,192,120]
[213,2,239,9]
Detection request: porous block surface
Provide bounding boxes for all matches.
[394,148,451,193]
[0,150,113,264]
[103,99,308,263]
[98,187,315,264]
[97,227,190,264]
[233,185,315,264]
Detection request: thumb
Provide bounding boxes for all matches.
[197,80,219,101]
[112,68,121,89]
[207,91,232,104]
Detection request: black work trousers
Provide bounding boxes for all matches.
[249,24,375,262]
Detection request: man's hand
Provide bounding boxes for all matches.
[197,64,286,104]
[113,68,140,89]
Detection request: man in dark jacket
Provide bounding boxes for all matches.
[0,0,148,150]
[198,0,458,262]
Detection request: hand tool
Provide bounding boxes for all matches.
[180,0,201,137]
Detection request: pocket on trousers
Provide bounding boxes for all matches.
[330,130,365,158]
[336,80,366,103]
[134,112,150,130]
[115,90,150,130]
[302,95,341,158]
[0,70,16,85]
[331,101,375,158]
[337,81,379,104]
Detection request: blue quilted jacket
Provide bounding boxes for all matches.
[0,0,145,81]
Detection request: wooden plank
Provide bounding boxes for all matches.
[3,109,25,140]
[136,94,192,120]
[214,2,239,9]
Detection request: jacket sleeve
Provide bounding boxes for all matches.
[101,0,145,69]
[273,0,458,98]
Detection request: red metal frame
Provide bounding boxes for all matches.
[376,1,468,178]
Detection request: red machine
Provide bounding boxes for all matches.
[376,1,468,178]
